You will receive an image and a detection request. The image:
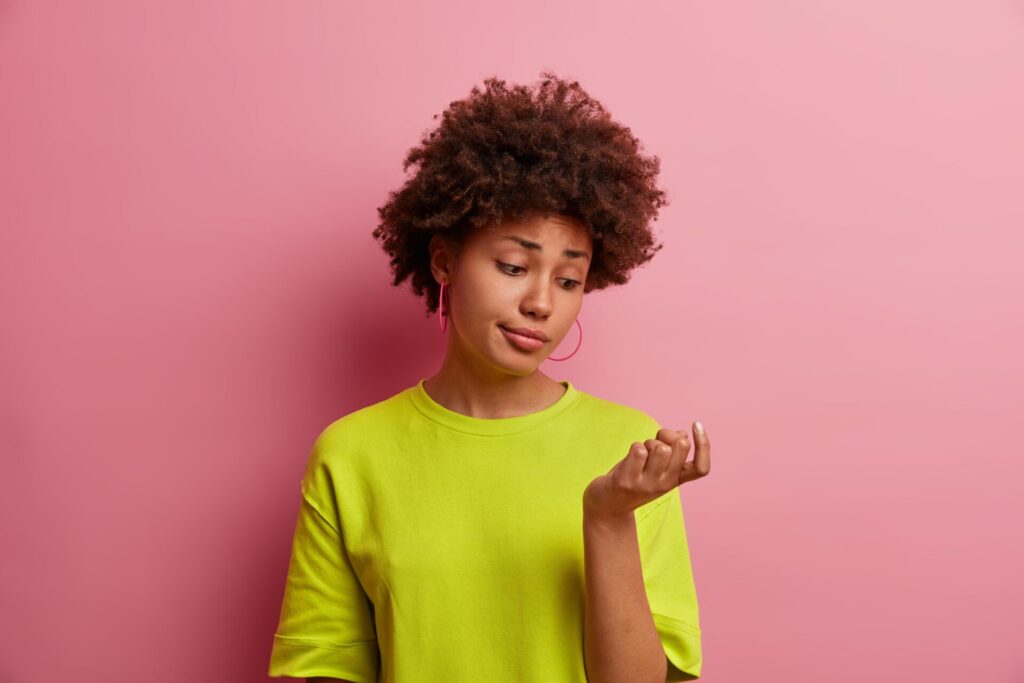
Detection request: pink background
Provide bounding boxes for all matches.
[2,1,1022,681]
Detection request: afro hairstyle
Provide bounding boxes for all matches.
[372,70,668,317]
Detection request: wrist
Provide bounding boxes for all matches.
[582,502,635,531]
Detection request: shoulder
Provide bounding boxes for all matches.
[318,387,410,442]
[575,388,661,437]
[299,386,413,507]
[307,386,412,468]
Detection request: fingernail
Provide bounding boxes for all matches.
[694,421,704,433]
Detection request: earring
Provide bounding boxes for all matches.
[438,281,448,333]
[547,318,582,361]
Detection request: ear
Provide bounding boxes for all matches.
[428,233,455,284]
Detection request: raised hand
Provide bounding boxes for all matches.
[582,422,710,520]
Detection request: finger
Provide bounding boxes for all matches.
[656,427,686,446]
[642,438,672,478]
[666,429,689,476]
[659,428,689,471]
[672,428,690,454]
[621,441,649,481]
[680,420,711,483]
[691,420,710,475]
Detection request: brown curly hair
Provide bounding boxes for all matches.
[372,70,668,317]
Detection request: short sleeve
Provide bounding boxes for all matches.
[268,436,380,681]
[636,486,703,681]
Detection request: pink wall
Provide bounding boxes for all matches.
[2,1,1022,681]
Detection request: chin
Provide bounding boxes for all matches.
[503,363,538,378]
[487,347,538,373]
[488,345,542,376]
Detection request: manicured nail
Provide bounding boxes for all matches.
[694,421,704,433]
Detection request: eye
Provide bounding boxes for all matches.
[496,261,582,291]
[496,261,524,275]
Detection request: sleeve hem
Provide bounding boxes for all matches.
[272,633,377,652]
[652,614,702,680]
[268,633,378,681]
[653,612,702,638]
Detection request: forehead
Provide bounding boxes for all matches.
[478,212,593,256]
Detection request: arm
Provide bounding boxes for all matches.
[582,507,668,683]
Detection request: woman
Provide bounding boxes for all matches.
[268,72,711,682]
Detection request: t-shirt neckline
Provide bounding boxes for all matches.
[407,377,582,436]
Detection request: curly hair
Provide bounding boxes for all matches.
[372,70,668,317]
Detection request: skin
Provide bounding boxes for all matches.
[421,211,592,415]
[310,211,712,683]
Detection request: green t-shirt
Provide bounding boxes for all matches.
[268,378,702,681]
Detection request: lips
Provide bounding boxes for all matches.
[500,325,546,351]
[499,325,549,342]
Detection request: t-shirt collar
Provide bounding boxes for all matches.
[407,378,581,436]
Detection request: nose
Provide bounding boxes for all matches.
[519,281,553,320]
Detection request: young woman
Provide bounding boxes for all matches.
[268,72,711,683]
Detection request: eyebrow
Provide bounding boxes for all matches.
[500,235,591,261]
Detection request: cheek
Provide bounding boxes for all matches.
[469,274,515,311]
[451,277,506,324]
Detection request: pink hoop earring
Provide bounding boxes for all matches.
[438,281,448,332]
[547,318,582,362]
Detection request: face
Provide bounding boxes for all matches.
[430,212,593,376]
